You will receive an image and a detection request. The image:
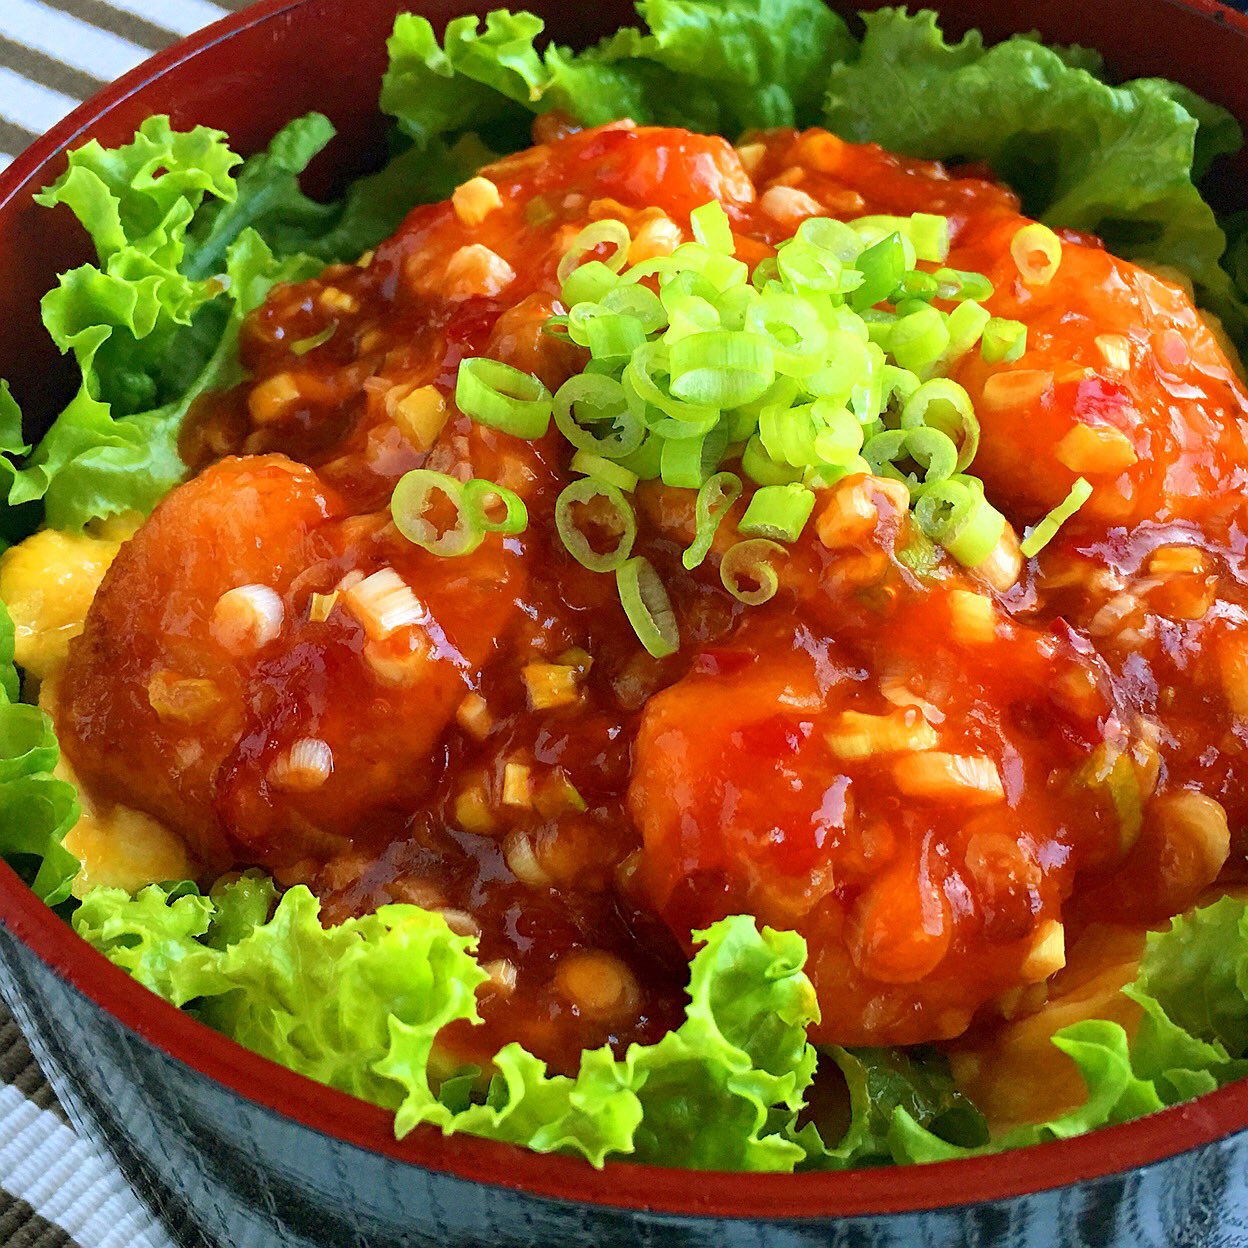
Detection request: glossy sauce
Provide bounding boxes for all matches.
[58,121,1248,1068]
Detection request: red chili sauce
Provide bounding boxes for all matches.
[57,119,1248,1069]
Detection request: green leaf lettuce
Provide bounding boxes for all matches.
[75,884,821,1169]
[0,600,80,904]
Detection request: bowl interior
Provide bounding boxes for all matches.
[1,0,1248,1221]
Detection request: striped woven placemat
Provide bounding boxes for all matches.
[0,5,254,1242]
[0,0,251,170]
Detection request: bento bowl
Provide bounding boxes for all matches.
[2,1,1248,1245]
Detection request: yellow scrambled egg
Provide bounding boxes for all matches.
[0,519,196,895]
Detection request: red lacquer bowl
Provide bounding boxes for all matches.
[1,3,1248,1245]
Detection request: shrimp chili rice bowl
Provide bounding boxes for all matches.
[4,0,1248,1172]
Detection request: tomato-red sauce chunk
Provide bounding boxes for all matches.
[58,120,1248,1068]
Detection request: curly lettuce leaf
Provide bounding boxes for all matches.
[798,1045,987,1168]
[184,112,475,275]
[381,0,853,145]
[0,601,79,903]
[384,914,821,1168]
[6,112,478,534]
[822,8,1246,339]
[77,883,819,1169]
[73,884,217,1002]
[886,896,1248,1163]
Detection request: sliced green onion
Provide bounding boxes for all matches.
[933,268,994,303]
[901,378,979,473]
[739,483,816,542]
[944,300,991,362]
[715,283,760,331]
[882,364,922,408]
[659,267,722,307]
[616,556,679,657]
[751,256,781,291]
[291,322,338,356]
[1020,477,1093,557]
[795,217,865,262]
[668,330,775,408]
[691,201,735,255]
[663,294,721,343]
[908,213,950,263]
[647,410,721,440]
[862,428,909,482]
[561,259,620,307]
[541,314,572,342]
[812,402,866,465]
[663,243,747,291]
[660,427,729,488]
[569,448,639,492]
[806,330,874,401]
[720,538,786,605]
[553,374,645,458]
[776,240,848,294]
[602,283,667,335]
[682,472,742,569]
[618,433,664,481]
[554,478,637,572]
[805,456,869,490]
[745,290,828,377]
[901,426,958,487]
[981,318,1028,364]
[758,402,819,468]
[587,313,648,361]
[463,479,528,534]
[914,477,1007,567]
[742,433,803,485]
[392,470,484,557]
[456,358,553,438]
[1011,222,1063,286]
[894,270,939,303]
[558,219,632,284]
[850,233,907,311]
[889,305,951,375]
[623,341,718,426]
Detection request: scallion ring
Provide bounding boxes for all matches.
[616,556,679,657]
[690,201,735,255]
[569,449,640,492]
[455,358,553,438]
[660,425,730,488]
[463,479,528,535]
[850,232,907,312]
[745,290,829,378]
[901,378,980,473]
[558,219,632,284]
[739,483,816,543]
[668,330,775,408]
[553,373,645,459]
[1011,222,1063,287]
[914,476,1007,567]
[601,283,667,335]
[623,340,718,426]
[742,433,803,486]
[888,305,952,375]
[554,477,638,573]
[1020,477,1093,557]
[682,471,743,570]
[392,469,485,557]
[560,259,620,307]
[720,538,786,605]
[981,318,1028,364]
